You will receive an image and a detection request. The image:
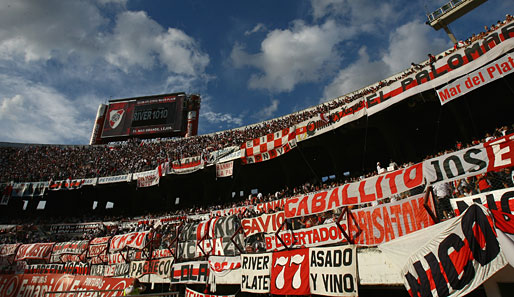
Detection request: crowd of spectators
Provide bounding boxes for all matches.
[2,123,513,253]
[1,15,512,184]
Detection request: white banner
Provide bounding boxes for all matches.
[216,161,233,178]
[129,257,175,279]
[438,52,514,104]
[450,187,514,216]
[97,174,131,184]
[208,255,241,285]
[241,253,272,293]
[309,246,358,297]
[169,261,209,284]
[136,168,160,188]
[402,204,506,297]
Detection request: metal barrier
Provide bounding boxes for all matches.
[43,289,179,297]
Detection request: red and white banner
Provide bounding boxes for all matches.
[271,248,310,295]
[186,287,235,297]
[88,236,110,265]
[0,274,21,297]
[450,187,514,216]
[129,257,175,279]
[309,246,358,297]
[256,198,287,214]
[242,138,297,164]
[438,52,514,104]
[136,168,160,188]
[265,222,347,251]
[210,205,251,217]
[48,179,84,191]
[424,132,514,186]
[50,240,89,263]
[242,127,296,157]
[68,275,133,297]
[171,156,205,174]
[2,274,131,297]
[366,24,514,116]
[0,244,20,264]
[242,211,285,237]
[350,193,435,245]
[492,209,514,266]
[216,161,233,178]
[402,204,507,297]
[208,255,241,285]
[285,163,424,218]
[109,231,150,252]
[295,98,367,142]
[241,253,272,293]
[15,243,55,262]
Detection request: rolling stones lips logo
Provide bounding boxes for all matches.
[109,109,125,129]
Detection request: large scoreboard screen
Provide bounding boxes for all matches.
[100,93,185,139]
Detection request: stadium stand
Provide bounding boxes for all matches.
[1,14,514,297]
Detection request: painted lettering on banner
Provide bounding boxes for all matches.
[241,253,271,293]
[350,194,435,245]
[109,231,150,252]
[366,24,514,116]
[242,211,285,236]
[169,261,209,284]
[15,243,55,261]
[186,287,235,297]
[309,246,358,296]
[50,240,89,263]
[450,187,514,216]
[210,206,251,217]
[271,248,310,295]
[256,198,287,213]
[208,255,241,276]
[485,133,514,172]
[216,161,233,178]
[129,257,174,279]
[402,204,507,297]
[88,236,110,265]
[285,163,424,218]
[438,53,514,104]
[265,223,347,251]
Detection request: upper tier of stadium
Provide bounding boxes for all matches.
[1,15,513,184]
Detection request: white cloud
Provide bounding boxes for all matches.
[231,20,342,92]
[255,99,279,119]
[323,46,388,101]
[0,75,94,144]
[106,11,209,76]
[245,23,267,36]
[0,1,211,144]
[0,0,106,62]
[382,21,450,73]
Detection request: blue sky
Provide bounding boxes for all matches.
[0,0,513,144]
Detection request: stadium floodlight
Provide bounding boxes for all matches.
[426,0,487,43]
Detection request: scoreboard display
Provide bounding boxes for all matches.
[100,93,185,139]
